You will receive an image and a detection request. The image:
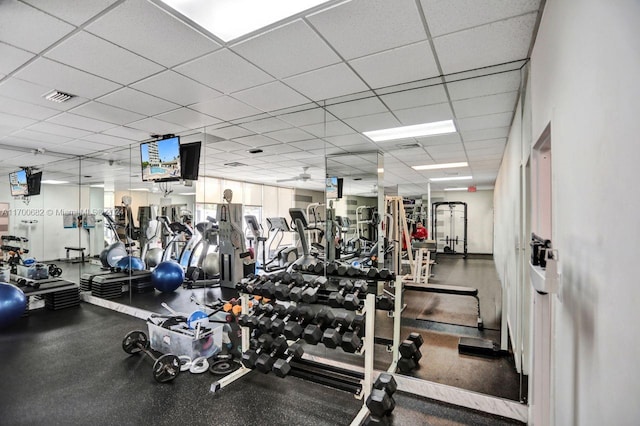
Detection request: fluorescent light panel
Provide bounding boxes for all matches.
[41,180,69,184]
[444,187,468,191]
[363,120,456,142]
[412,162,468,171]
[430,176,473,182]
[160,0,332,42]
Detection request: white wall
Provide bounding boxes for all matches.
[494,0,640,424]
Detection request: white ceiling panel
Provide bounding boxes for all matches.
[22,0,119,26]
[394,102,454,126]
[175,49,273,94]
[284,63,369,101]
[240,117,291,134]
[26,121,92,139]
[233,134,280,149]
[457,112,513,132]
[81,133,129,146]
[0,42,35,75]
[288,138,327,151]
[434,13,538,74]
[0,1,74,53]
[233,81,310,112]
[0,112,37,129]
[425,143,466,155]
[453,91,518,118]
[307,0,427,60]
[232,19,340,79]
[46,112,116,132]
[131,70,222,106]
[461,127,510,141]
[415,133,462,147]
[326,97,388,120]
[86,0,220,67]
[422,0,540,37]
[70,101,145,125]
[103,126,152,141]
[344,112,401,133]
[46,32,164,85]
[11,129,72,144]
[189,96,261,121]
[208,125,255,140]
[278,108,327,127]
[60,139,114,155]
[14,58,122,99]
[97,88,179,116]
[155,108,221,129]
[380,84,448,110]
[0,78,88,111]
[126,117,188,134]
[256,143,302,155]
[0,96,60,120]
[263,128,315,143]
[447,70,521,100]
[325,134,374,147]
[300,120,354,138]
[349,41,439,89]
[208,140,252,153]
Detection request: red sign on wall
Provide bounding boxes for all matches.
[468,186,477,192]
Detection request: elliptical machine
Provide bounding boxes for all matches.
[99,212,128,269]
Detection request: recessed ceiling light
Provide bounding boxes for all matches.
[444,187,469,191]
[180,192,196,196]
[41,180,70,184]
[224,162,248,167]
[377,168,384,173]
[89,184,105,188]
[430,176,472,182]
[129,188,150,192]
[412,162,468,171]
[159,0,332,42]
[363,120,456,142]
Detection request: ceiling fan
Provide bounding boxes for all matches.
[277,166,312,183]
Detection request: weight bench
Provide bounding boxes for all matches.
[65,247,86,263]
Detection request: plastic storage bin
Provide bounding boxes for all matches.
[148,322,222,359]
[17,264,49,280]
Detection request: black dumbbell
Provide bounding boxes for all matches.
[398,333,424,373]
[238,303,274,329]
[325,262,339,275]
[283,306,316,340]
[313,262,325,274]
[290,276,326,303]
[322,313,352,349]
[367,373,398,418]
[272,343,305,378]
[375,295,394,311]
[270,306,299,335]
[274,274,305,300]
[257,304,287,333]
[378,268,392,280]
[366,267,379,279]
[346,265,361,277]
[122,330,181,383]
[241,334,275,369]
[255,335,289,373]
[328,280,354,307]
[343,280,369,311]
[238,274,269,293]
[302,309,336,344]
[336,264,348,276]
[341,314,365,353]
[299,276,328,303]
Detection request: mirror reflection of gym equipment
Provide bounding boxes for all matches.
[432,202,468,259]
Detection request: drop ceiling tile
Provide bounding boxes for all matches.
[278,108,327,127]
[336,143,377,154]
[103,126,152,141]
[22,0,118,26]
[284,63,368,101]
[46,32,164,85]
[209,140,252,152]
[326,97,388,120]
[14,58,122,99]
[325,134,374,147]
[299,120,354,138]
[0,42,35,75]
[307,0,427,60]
[208,125,255,140]
[380,84,448,110]
[421,0,540,37]
[344,112,401,133]
[415,133,462,146]
[233,81,309,112]
[0,96,60,120]
[86,0,220,67]
[457,112,513,132]
[126,117,188,134]
[394,102,454,126]
[232,19,341,79]
[46,112,116,132]
[349,41,439,89]
[26,121,92,139]
[0,78,89,111]
[82,133,130,146]
[69,101,145,125]
[453,91,518,118]
[240,117,291,134]
[131,70,222,106]
[11,129,72,144]
[447,70,521,100]
[175,49,273,94]
[231,135,278,150]
[189,96,261,121]
[0,112,37,129]
[289,138,328,151]
[97,88,179,116]
[258,143,302,155]
[461,127,510,141]
[434,13,538,74]
[60,139,113,154]
[155,108,221,129]
[263,128,315,143]
[0,1,74,53]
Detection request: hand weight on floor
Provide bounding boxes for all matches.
[122,330,181,383]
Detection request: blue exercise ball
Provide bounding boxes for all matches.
[116,256,145,272]
[0,283,27,328]
[152,261,184,293]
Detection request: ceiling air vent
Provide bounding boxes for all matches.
[44,90,74,103]
[399,142,421,149]
[224,162,247,167]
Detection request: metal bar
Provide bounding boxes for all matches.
[240,294,250,352]
[209,366,252,393]
[362,293,375,401]
[350,406,370,426]
[388,275,402,373]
